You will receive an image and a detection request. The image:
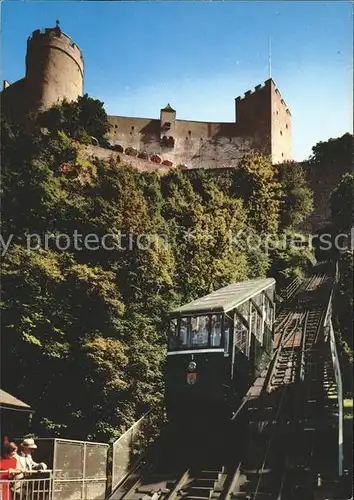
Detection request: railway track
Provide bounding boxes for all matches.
[227,315,301,498]
[226,272,332,499]
[110,424,233,500]
[111,269,334,500]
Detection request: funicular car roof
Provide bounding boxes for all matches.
[171,278,276,315]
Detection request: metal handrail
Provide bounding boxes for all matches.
[328,318,344,477]
[323,260,343,477]
[279,276,302,302]
[0,472,53,500]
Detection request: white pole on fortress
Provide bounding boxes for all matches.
[268,37,272,79]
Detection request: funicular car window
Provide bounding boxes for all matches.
[267,285,275,302]
[269,306,273,327]
[261,292,266,329]
[264,295,273,328]
[224,315,232,353]
[263,294,268,324]
[263,321,273,354]
[237,301,249,325]
[257,310,263,343]
[251,304,258,337]
[190,316,209,347]
[253,292,262,307]
[211,314,222,347]
[168,318,179,349]
[234,314,248,353]
[180,317,189,346]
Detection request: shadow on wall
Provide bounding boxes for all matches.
[189,136,254,169]
[140,121,160,141]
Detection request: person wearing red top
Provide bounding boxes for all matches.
[0,442,21,500]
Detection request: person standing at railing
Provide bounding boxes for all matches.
[0,442,22,500]
[18,438,47,472]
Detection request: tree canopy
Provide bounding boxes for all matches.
[308,133,352,169]
[330,172,354,232]
[39,94,111,143]
[278,161,313,231]
[1,107,316,441]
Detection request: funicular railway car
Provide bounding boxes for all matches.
[165,278,276,422]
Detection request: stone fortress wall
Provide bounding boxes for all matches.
[2,24,84,117]
[1,24,345,232]
[1,25,292,169]
[25,27,84,111]
[107,114,253,169]
[107,79,292,168]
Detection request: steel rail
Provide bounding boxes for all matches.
[249,272,331,498]
[252,319,300,499]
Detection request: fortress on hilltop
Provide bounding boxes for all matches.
[2,24,292,168]
[2,24,84,117]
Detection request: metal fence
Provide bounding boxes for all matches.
[0,473,52,500]
[22,438,109,500]
[10,415,163,499]
[111,408,164,494]
[52,439,109,500]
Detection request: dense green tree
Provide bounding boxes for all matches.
[1,245,127,439]
[335,251,353,349]
[229,152,282,234]
[1,107,322,442]
[40,94,111,142]
[308,133,352,168]
[330,172,354,231]
[333,251,353,397]
[278,161,313,230]
[268,242,315,286]
[161,171,249,301]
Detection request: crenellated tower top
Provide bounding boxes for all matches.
[25,23,84,111]
[236,78,291,116]
[26,24,84,77]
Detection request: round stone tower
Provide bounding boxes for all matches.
[25,23,84,111]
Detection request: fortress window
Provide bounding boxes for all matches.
[280,130,283,136]
[131,126,135,131]
[286,124,288,129]
[161,135,175,148]
[276,111,279,115]
[188,130,191,135]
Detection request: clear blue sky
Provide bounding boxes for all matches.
[1,1,353,161]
